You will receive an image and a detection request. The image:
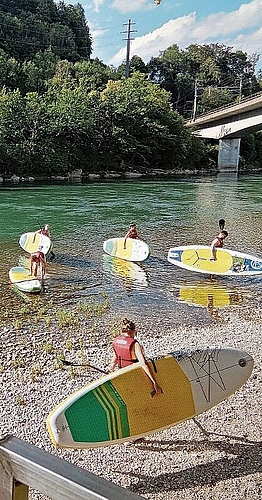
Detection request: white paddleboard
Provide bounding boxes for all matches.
[103,237,150,262]
[9,267,42,293]
[168,245,262,276]
[19,232,51,255]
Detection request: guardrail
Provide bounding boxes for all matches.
[0,435,143,500]
[187,90,262,123]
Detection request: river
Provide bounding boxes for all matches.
[1,173,262,325]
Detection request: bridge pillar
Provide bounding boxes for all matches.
[218,138,241,172]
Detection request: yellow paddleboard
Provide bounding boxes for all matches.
[19,232,51,255]
[103,237,150,262]
[9,267,42,293]
[168,245,262,276]
[47,347,253,449]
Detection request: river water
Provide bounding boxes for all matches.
[1,174,262,325]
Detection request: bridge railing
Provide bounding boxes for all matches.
[0,435,143,500]
[187,90,262,123]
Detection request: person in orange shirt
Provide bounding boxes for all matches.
[210,230,228,261]
[123,222,140,249]
[110,318,162,396]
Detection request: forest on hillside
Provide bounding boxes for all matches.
[1,0,262,179]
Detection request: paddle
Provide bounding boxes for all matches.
[61,359,108,374]
[219,219,225,230]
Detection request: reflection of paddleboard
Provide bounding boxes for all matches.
[9,267,42,293]
[47,346,253,449]
[103,237,150,262]
[19,232,51,255]
[103,255,148,288]
[168,245,262,276]
[179,285,242,308]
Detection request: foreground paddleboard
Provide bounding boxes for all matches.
[168,245,262,276]
[103,237,150,262]
[19,232,51,255]
[9,267,42,293]
[46,346,253,449]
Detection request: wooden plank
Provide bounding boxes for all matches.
[0,448,13,500]
[0,435,143,500]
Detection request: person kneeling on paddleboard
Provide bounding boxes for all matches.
[110,318,163,396]
[30,246,46,280]
[210,230,228,261]
[123,222,140,249]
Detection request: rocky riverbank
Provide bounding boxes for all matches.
[0,300,261,500]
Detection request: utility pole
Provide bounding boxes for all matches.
[192,79,198,121]
[238,76,243,103]
[121,20,137,78]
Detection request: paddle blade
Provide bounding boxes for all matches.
[219,219,225,230]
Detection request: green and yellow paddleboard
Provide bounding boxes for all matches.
[46,347,253,449]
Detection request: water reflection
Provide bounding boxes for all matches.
[175,281,243,318]
[102,255,148,292]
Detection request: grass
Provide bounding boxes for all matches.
[1,288,113,383]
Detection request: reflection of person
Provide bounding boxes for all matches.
[110,318,163,396]
[210,230,228,261]
[124,222,139,249]
[30,246,46,280]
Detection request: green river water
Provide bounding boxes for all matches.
[1,174,262,325]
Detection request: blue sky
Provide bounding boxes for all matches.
[65,0,262,71]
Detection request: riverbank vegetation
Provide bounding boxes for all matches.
[1,0,262,178]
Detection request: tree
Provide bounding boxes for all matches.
[148,44,195,116]
[0,0,92,62]
[116,55,148,78]
[95,72,191,170]
[148,43,260,118]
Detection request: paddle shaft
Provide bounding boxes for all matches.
[61,359,108,374]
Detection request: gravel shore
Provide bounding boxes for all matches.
[0,303,261,500]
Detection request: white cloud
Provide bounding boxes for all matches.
[83,0,105,14]
[112,0,153,14]
[109,0,262,68]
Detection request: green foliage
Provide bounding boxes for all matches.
[94,72,191,169]
[0,3,261,177]
[197,87,234,114]
[148,43,260,118]
[76,294,110,316]
[0,0,92,63]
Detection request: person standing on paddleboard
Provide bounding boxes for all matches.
[110,318,163,396]
[123,222,140,249]
[30,246,46,280]
[210,230,228,260]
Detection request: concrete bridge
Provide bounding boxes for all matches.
[186,92,262,172]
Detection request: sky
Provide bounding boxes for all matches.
[65,0,262,72]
